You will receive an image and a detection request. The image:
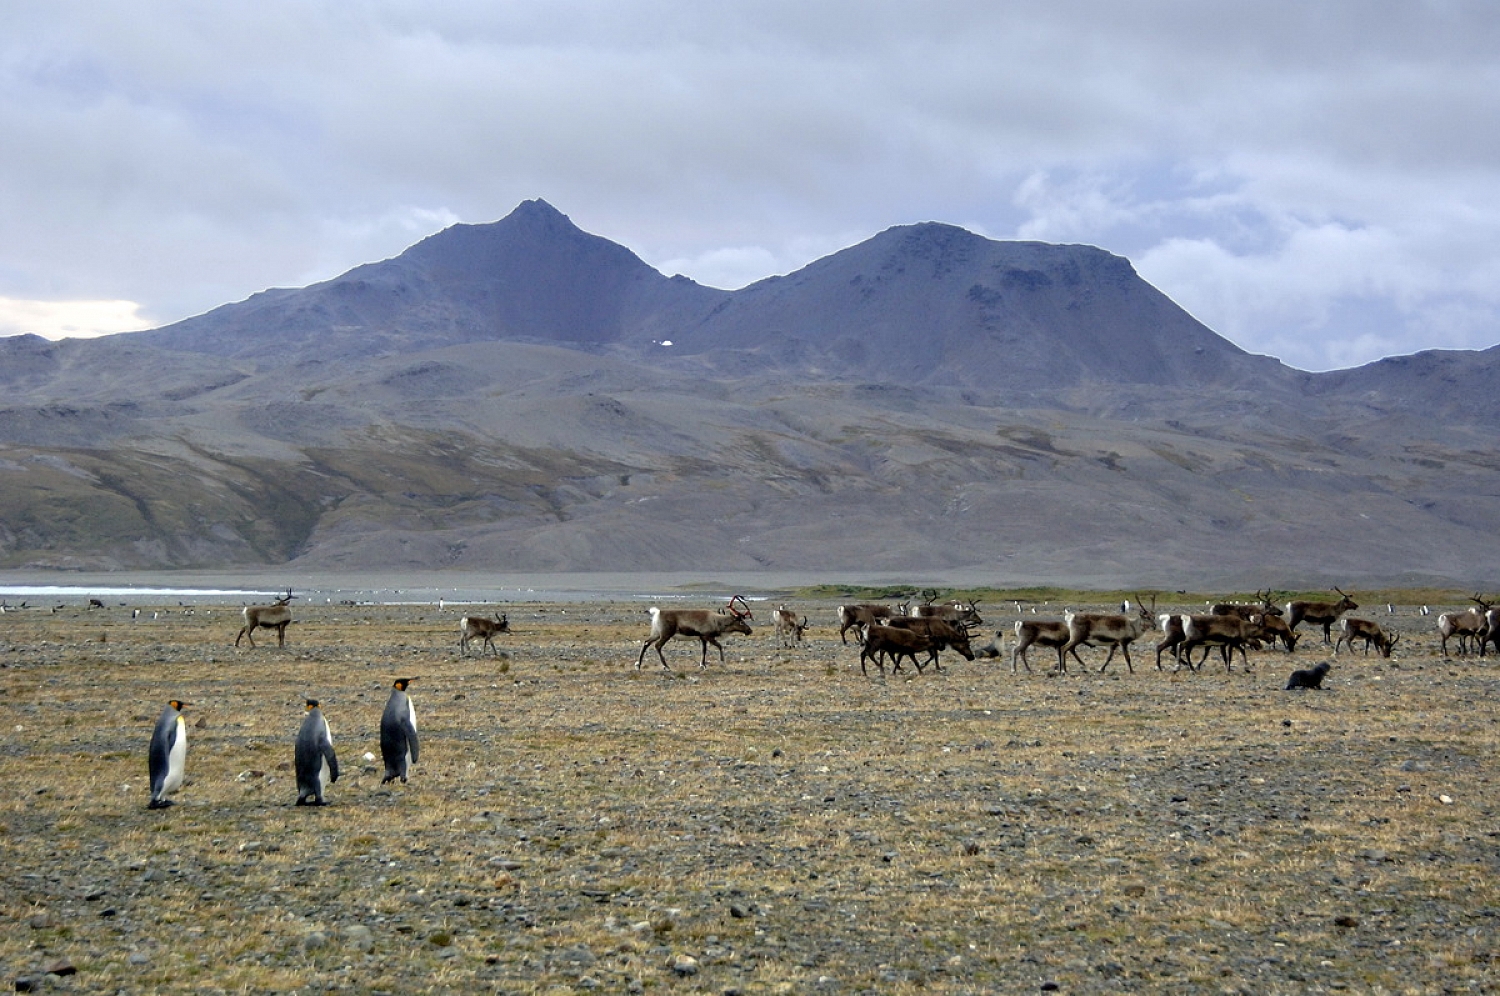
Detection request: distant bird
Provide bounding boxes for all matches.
[148,700,188,809]
[380,678,420,784]
[294,699,340,806]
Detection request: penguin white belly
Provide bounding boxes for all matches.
[162,719,187,794]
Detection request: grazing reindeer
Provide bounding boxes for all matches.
[1335,617,1401,658]
[1438,594,1492,656]
[1061,596,1156,673]
[837,603,896,644]
[459,613,510,656]
[773,606,808,648]
[858,624,933,677]
[1256,613,1300,652]
[877,617,976,672]
[637,596,753,670]
[1285,588,1358,645]
[1012,619,1088,674]
[235,589,296,648]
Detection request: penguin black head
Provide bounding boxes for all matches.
[168,700,187,712]
[304,698,320,710]
[393,678,416,691]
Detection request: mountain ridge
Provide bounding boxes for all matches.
[0,200,1496,585]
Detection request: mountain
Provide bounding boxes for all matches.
[0,200,1495,587]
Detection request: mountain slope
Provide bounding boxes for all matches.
[0,201,1497,585]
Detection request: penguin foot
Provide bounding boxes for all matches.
[295,797,326,806]
[147,798,174,809]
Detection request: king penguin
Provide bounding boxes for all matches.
[147,700,188,809]
[380,678,419,784]
[294,699,340,806]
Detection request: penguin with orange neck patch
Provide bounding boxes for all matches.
[148,700,188,809]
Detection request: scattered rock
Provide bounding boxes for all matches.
[341,924,375,953]
[669,954,699,976]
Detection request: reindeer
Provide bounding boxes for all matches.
[1061,596,1156,673]
[1211,589,1283,619]
[459,612,510,656]
[1335,617,1401,658]
[858,624,933,677]
[1178,613,1265,672]
[1438,594,1492,656]
[837,603,896,644]
[876,616,976,672]
[1285,588,1358,645]
[1154,614,1187,670]
[636,596,753,670]
[908,594,983,627]
[772,606,808,648]
[1256,612,1300,652]
[235,589,295,648]
[1011,619,1088,674]
[1478,608,1500,657]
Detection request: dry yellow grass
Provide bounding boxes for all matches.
[2,598,1499,993]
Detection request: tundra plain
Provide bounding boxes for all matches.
[3,593,1499,994]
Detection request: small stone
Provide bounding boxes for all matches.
[1439,794,1455,805]
[128,951,151,965]
[43,959,76,976]
[29,914,52,929]
[1334,914,1359,928]
[301,931,328,952]
[341,924,375,952]
[669,954,699,976]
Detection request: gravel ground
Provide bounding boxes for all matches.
[2,598,1499,994]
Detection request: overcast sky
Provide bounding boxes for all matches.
[3,2,1497,372]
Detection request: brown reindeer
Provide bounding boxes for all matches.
[1285,588,1358,645]
[1061,596,1156,673]
[459,613,510,656]
[1438,594,1492,656]
[636,596,753,670]
[236,589,295,648]
[1335,617,1401,658]
[1211,589,1283,619]
[837,603,896,644]
[1012,619,1088,673]
[772,606,808,648]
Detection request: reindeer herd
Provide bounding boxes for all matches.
[629,587,1500,678]
[199,585,1500,677]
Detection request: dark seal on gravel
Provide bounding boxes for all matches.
[1286,661,1331,690]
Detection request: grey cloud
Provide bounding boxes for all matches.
[1,1,1497,368]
